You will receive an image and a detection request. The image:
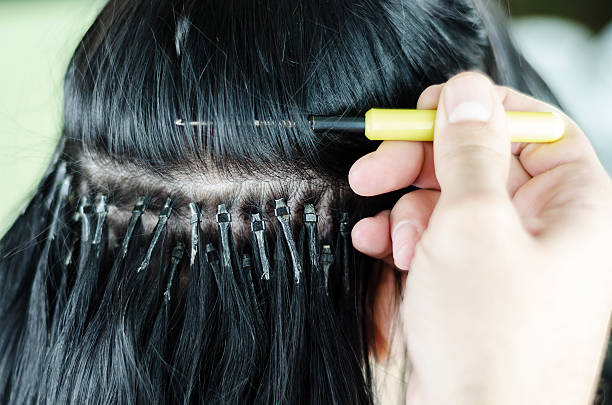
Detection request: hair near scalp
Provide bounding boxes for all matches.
[0,0,557,404]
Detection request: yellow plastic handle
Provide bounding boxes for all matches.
[364,108,565,143]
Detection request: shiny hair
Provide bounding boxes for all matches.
[0,0,557,404]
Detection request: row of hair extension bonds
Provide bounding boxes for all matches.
[69,196,150,404]
[277,199,308,401]
[129,197,174,402]
[253,199,295,403]
[37,193,110,404]
[209,203,259,403]
[75,195,108,331]
[179,189,363,404]
[2,159,374,405]
[303,204,373,404]
[36,192,168,404]
[170,202,213,403]
[48,177,96,348]
[83,196,175,404]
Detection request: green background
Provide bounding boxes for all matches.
[0,0,610,236]
[0,0,105,236]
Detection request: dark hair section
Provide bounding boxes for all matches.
[1,0,560,404]
[63,0,557,177]
[1,156,379,404]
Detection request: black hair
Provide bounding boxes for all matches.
[0,0,561,404]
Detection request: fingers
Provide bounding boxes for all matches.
[389,189,440,270]
[498,84,610,238]
[508,155,532,196]
[351,72,605,270]
[351,210,393,261]
[352,189,440,269]
[349,141,426,196]
[412,85,532,194]
[348,78,542,198]
[349,74,598,199]
[433,72,511,203]
[412,85,443,189]
[496,86,601,177]
[348,85,444,196]
[412,142,439,189]
[417,84,443,110]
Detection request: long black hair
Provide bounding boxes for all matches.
[0,0,559,404]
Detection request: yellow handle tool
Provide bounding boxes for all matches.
[310,108,565,143]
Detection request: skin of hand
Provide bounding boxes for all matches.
[349,72,612,405]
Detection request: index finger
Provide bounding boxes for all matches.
[348,85,442,197]
[348,82,601,197]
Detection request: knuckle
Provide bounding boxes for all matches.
[442,140,503,159]
[437,141,506,174]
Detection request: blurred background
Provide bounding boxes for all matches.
[509,0,611,32]
[0,0,611,237]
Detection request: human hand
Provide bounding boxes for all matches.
[349,72,612,405]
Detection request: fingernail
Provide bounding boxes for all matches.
[392,220,420,270]
[445,75,492,124]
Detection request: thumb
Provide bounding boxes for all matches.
[434,72,511,203]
